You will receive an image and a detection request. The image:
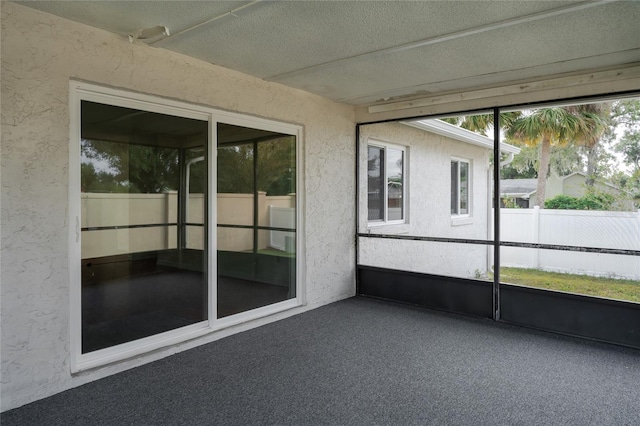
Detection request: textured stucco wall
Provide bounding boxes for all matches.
[358,122,491,278]
[1,3,355,411]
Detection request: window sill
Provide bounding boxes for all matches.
[366,222,410,234]
[451,216,473,226]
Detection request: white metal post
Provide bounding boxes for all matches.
[532,206,540,269]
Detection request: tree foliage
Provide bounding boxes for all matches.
[612,99,640,172]
[81,139,181,193]
[610,99,640,207]
[441,112,520,136]
[446,101,636,209]
[505,107,591,207]
[82,135,295,196]
[217,137,295,196]
[217,144,255,194]
[615,132,640,171]
[545,193,614,211]
[564,103,611,187]
[501,143,584,179]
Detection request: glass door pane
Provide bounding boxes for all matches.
[80,100,208,353]
[217,123,296,318]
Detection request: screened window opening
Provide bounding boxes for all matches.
[357,96,640,351]
[367,143,405,223]
[451,159,470,216]
[359,114,494,282]
[498,97,640,305]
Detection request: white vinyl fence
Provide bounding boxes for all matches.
[82,192,296,258]
[269,206,296,253]
[498,207,640,280]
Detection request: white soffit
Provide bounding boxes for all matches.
[405,119,520,155]
[14,0,640,107]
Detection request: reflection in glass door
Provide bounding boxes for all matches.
[80,100,208,353]
[217,123,296,318]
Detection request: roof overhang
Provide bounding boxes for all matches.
[499,192,534,199]
[405,119,520,155]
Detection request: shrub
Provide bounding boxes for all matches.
[576,192,614,210]
[545,193,615,210]
[545,194,580,209]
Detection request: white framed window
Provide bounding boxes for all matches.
[451,158,471,216]
[367,141,406,224]
[69,81,304,372]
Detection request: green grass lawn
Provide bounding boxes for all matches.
[499,267,640,303]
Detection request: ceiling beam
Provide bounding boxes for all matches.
[368,64,640,114]
[356,64,640,123]
[338,50,640,104]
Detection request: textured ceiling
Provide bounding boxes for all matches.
[16,0,640,106]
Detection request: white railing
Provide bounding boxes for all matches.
[498,207,640,280]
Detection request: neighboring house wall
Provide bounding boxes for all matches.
[504,173,632,210]
[544,174,565,200]
[561,173,626,202]
[562,174,634,211]
[1,3,355,411]
[561,174,586,198]
[358,122,491,279]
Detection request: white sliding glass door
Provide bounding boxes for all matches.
[70,82,303,371]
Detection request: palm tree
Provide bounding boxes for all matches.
[564,103,610,187]
[445,108,608,208]
[505,108,587,208]
[441,112,520,136]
